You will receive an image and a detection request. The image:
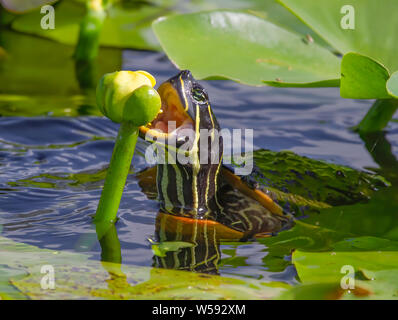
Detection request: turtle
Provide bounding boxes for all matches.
[134,70,387,273]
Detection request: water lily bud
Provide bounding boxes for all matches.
[123,85,161,127]
[96,70,157,123]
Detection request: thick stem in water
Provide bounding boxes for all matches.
[357,99,398,133]
[74,0,106,62]
[95,221,128,287]
[96,222,122,263]
[359,131,398,184]
[94,121,138,223]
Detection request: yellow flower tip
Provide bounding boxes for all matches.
[114,70,153,92]
[135,70,156,87]
[96,70,160,125]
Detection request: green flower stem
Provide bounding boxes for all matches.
[359,131,398,184]
[74,0,106,61]
[96,222,122,263]
[357,99,398,133]
[95,221,127,286]
[94,71,160,223]
[94,121,138,223]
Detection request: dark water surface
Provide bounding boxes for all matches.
[1,49,397,285]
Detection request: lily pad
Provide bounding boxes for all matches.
[0,236,288,299]
[279,0,398,72]
[177,0,330,48]
[387,71,398,99]
[260,187,398,272]
[272,186,398,299]
[11,0,174,50]
[280,0,398,99]
[153,10,341,87]
[291,250,398,299]
[277,282,343,300]
[150,240,195,258]
[340,53,391,99]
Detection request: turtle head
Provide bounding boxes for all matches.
[139,70,220,142]
[139,70,223,218]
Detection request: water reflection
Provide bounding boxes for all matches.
[152,212,223,274]
[93,131,398,279]
[96,211,261,276]
[359,131,398,184]
[75,59,98,91]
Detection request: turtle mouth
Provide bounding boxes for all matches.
[139,82,194,140]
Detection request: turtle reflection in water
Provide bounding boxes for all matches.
[135,70,387,274]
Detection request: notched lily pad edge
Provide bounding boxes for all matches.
[340,52,398,99]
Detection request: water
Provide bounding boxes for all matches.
[1,48,397,286]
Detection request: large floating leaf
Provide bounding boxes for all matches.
[0,236,288,299]
[291,250,398,299]
[279,0,398,73]
[177,0,330,48]
[340,53,391,99]
[280,0,398,99]
[11,0,174,50]
[153,10,341,87]
[277,282,346,300]
[260,187,398,272]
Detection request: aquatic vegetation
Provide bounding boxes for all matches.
[0,0,397,301]
[95,70,160,223]
[0,236,289,299]
[153,0,398,132]
[6,0,177,51]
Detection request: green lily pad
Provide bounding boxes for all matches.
[277,191,398,299]
[177,0,330,48]
[340,52,391,99]
[12,264,288,300]
[387,71,398,99]
[291,250,398,299]
[0,236,288,299]
[280,0,398,99]
[0,266,29,299]
[279,0,398,73]
[150,240,195,258]
[260,187,398,272]
[153,10,341,87]
[11,0,174,50]
[7,167,109,189]
[277,283,343,300]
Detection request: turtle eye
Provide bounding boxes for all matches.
[191,86,208,104]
